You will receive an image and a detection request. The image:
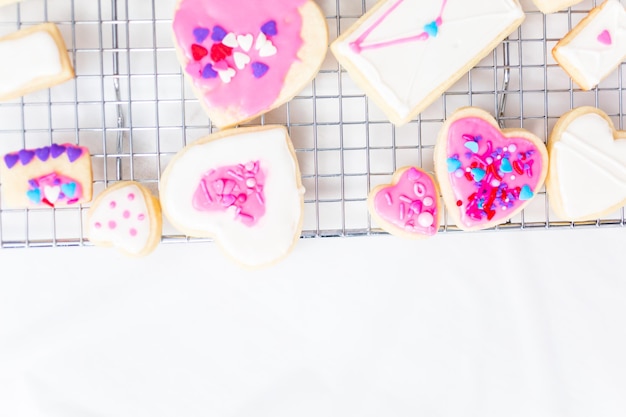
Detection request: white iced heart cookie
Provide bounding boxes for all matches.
[330,0,525,126]
[532,0,583,14]
[159,126,304,269]
[87,182,162,257]
[547,107,626,221]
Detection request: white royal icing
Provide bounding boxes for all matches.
[0,30,63,97]
[89,184,152,255]
[332,0,524,122]
[532,0,583,14]
[553,112,626,219]
[160,127,304,268]
[554,0,626,90]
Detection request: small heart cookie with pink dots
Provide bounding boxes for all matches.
[172,0,328,128]
[368,166,440,239]
[87,182,162,257]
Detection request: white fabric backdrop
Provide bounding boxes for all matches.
[1,229,625,416]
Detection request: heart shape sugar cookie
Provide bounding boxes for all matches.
[434,107,548,231]
[159,126,304,269]
[172,0,328,129]
[87,182,162,257]
[368,166,440,239]
[546,107,626,221]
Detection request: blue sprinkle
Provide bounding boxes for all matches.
[261,20,278,36]
[471,168,486,182]
[193,27,210,43]
[61,182,77,198]
[500,157,513,173]
[446,157,461,172]
[251,62,269,78]
[464,141,479,153]
[202,64,218,79]
[519,185,534,201]
[212,25,227,42]
[423,21,439,38]
[26,189,41,203]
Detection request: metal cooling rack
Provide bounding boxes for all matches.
[0,0,624,249]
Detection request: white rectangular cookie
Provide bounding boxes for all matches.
[0,23,74,101]
[532,0,583,14]
[330,0,525,126]
[552,0,626,91]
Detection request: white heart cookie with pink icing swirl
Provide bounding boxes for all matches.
[159,126,304,269]
[172,0,328,128]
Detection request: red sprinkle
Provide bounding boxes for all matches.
[513,160,524,175]
[210,43,233,62]
[191,44,209,61]
[456,200,463,207]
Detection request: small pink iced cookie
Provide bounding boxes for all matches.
[368,166,440,239]
[172,0,328,128]
[434,107,548,231]
[159,125,304,268]
[87,182,162,257]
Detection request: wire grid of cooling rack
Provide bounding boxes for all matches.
[0,0,624,248]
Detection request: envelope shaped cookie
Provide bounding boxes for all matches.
[88,182,162,257]
[331,0,525,126]
[172,0,328,129]
[552,0,626,90]
[434,107,548,231]
[0,23,74,101]
[160,126,304,268]
[368,166,440,239]
[532,0,583,14]
[546,107,626,221]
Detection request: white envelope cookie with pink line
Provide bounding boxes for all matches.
[160,126,304,269]
[330,0,525,126]
[552,0,626,90]
[546,106,626,221]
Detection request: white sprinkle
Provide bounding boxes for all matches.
[399,203,405,220]
[486,157,493,164]
[491,180,500,187]
[384,192,392,206]
[508,144,517,152]
[246,178,257,188]
[414,183,425,198]
[399,195,412,203]
[510,175,516,181]
[455,169,464,178]
[423,197,433,207]
[418,212,434,228]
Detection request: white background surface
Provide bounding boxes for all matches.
[1,229,626,416]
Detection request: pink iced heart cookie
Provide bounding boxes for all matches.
[87,182,162,257]
[159,126,304,269]
[172,0,328,128]
[435,107,548,231]
[368,166,440,239]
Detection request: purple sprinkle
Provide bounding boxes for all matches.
[35,147,50,162]
[251,62,269,78]
[28,179,38,188]
[18,149,35,165]
[193,27,210,43]
[212,25,227,41]
[260,20,278,36]
[3,153,19,169]
[202,64,218,79]
[50,144,66,158]
[66,146,83,163]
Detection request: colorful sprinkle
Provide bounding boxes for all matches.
[108,221,117,230]
[464,141,479,153]
[50,144,66,158]
[3,153,18,169]
[211,25,227,42]
[35,147,50,162]
[18,149,35,165]
[66,146,83,163]
[519,185,534,201]
[446,157,461,172]
[191,44,209,61]
[202,64,218,79]
[261,20,278,37]
[251,62,269,78]
[193,27,210,43]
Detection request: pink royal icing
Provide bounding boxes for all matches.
[373,167,438,236]
[192,161,266,226]
[445,117,543,228]
[173,0,306,118]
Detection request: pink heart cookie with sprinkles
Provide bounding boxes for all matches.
[434,107,548,231]
[172,0,328,129]
[87,181,162,257]
[368,166,440,239]
[159,125,304,269]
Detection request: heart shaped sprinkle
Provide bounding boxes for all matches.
[251,62,269,78]
[44,185,61,203]
[35,147,51,162]
[66,146,83,163]
[222,32,238,48]
[423,20,439,38]
[210,42,233,62]
[234,52,251,70]
[237,34,253,52]
[191,44,209,61]
[50,144,66,158]
[261,20,278,37]
[18,149,35,165]
[212,25,227,42]
[3,153,19,169]
[597,29,612,45]
[193,27,210,43]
